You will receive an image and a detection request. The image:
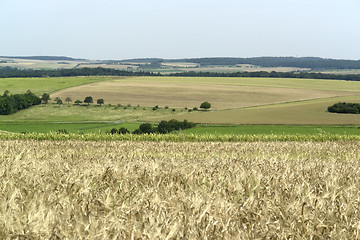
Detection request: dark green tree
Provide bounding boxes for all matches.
[84,96,93,105]
[200,101,211,110]
[65,97,72,105]
[139,123,153,134]
[3,90,10,97]
[110,128,118,134]
[97,98,104,106]
[56,99,63,105]
[74,100,82,105]
[119,127,130,134]
[41,93,51,104]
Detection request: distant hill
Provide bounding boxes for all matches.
[0,56,86,61]
[119,57,360,69]
[2,56,360,69]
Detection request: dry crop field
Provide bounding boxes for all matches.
[51,76,360,110]
[1,140,360,239]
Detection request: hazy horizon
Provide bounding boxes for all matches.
[1,0,359,60]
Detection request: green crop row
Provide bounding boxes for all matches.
[1,132,360,142]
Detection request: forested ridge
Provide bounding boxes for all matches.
[3,56,360,69]
[174,57,360,69]
[1,66,360,81]
[119,57,360,69]
[0,67,158,78]
[0,56,85,61]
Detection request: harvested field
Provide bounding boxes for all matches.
[51,77,359,109]
[1,140,360,239]
[170,95,360,124]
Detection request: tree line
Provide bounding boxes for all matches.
[1,66,360,81]
[110,119,196,135]
[169,71,360,81]
[0,66,159,78]
[0,90,41,115]
[121,57,360,69]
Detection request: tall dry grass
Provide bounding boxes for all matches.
[1,140,360,239]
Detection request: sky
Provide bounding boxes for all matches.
[1,0,359,60]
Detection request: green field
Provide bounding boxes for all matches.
[183,124,360,135]
[0,121,140,133]
[0,104,181,122]
[1,120,360,136]
[0,76,110,95]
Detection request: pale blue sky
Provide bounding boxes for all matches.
[1,0,359,60]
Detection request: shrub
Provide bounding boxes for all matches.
[118,127,130,134]
[56,129,68,134]
[110,128,118,135]
[157,119,196,134]
[139,123,153,134]
[328,102,360,114]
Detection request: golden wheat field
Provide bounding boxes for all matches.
[1,140,360,239]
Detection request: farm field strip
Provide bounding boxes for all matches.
[2,120,360,136]
[0,76,112,95]
[0,104,183,122]
[170,95,360,125]
[52,76,360,110]
[2,132,360,142]
[1,140,360,239]
[112,76,360,92]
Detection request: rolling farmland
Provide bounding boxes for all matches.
[2,76,360,131]
[51,76,360,124]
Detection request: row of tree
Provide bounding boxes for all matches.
[167,57,360,69]
[41,94,105,106]
[119,57,360,69]
[328,102,360,114]
[169,71,360,81]
[0,90,41,115]
[0,66,158,78]
[110,119,196,135]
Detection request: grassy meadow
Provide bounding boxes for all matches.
[1,140,360,239]
[0,76,110,95]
